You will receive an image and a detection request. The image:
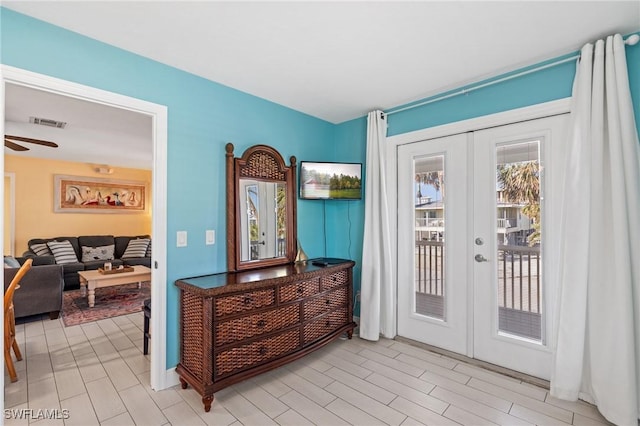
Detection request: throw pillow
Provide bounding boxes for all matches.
[81,245,115,262]
[30,243,51,256]
[146,240,152,258]
[122,238,150,259]
[3,256,20,268]
[47,240,79,264]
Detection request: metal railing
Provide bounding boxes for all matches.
[496,218,517,228]
[498,244,540,313]
[416,218,521,229]
[415,218,444,227]
[415,240,540,314]
[415,240,444,295]
[250,238,287,260]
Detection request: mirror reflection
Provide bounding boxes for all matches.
[239,179,287,261]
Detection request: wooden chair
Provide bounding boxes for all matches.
[4,258,32,382]
[143,298,151,355]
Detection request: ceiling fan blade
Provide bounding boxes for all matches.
[4,139,30,151]
[5,135,59,148]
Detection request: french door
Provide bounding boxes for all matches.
[397,114,568,379]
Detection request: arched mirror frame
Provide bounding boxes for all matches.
[226,143,297,272]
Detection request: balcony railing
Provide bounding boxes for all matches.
[415,218,444,228]
[416,217,522,230]
[497,244,540,313]
[414,240,540,313]
[497,218,517,228]
[414,240,541,339]
[249,238,287,260]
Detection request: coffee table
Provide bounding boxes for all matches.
[78,265,151,308]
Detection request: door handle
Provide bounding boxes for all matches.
[474,254,489,262]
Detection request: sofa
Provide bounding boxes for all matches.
[4,256,64,319]
[23,235,151,291]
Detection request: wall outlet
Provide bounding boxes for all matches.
[177,231,187,247]
[206,230,215,245]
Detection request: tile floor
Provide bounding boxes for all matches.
[4,313,612,425]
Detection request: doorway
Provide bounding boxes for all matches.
[1,65,169,390]
[396,114,568,380]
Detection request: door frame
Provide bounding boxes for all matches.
[0,65,170,390]
[386,98,571,347]
[4,172,15,256]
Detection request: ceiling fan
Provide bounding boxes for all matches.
[4,135,59,151]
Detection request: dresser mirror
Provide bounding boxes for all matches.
[226,143,297,271]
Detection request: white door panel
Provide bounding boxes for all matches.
[397,133,469,355]
[473,114,568,380]
[396,114,568,380]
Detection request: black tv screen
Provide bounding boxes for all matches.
[299,161,363,200]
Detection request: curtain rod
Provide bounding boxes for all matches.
[385,34,640,117]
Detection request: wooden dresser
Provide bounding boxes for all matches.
[175,259,356,412]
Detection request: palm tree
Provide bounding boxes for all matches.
[415,170,445,199]
[497,161,540,246]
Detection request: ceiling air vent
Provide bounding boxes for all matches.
[29,116,67,129]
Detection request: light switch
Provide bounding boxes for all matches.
[206,230,215,245]
[177,231,187,247]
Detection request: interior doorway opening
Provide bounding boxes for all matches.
[1,65,168,391]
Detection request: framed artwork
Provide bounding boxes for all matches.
[54,175,146,213]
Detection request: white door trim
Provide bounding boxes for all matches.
[4,172,16,256]
[0,65,170,391]
[386,98,572,340]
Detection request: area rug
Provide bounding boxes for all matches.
[62,281,150,327]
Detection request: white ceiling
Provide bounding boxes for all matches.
[3,1,639,167]
[5,84,152,169]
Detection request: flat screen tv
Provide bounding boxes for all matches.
[299,161,363,200]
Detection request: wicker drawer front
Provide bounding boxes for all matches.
[214,289,275,318]
[320,270,349,291]
[180,291,207,381]
[279,279,319,303]
[214,304,299,347]
[303,286,347,320]
[214,329,300,378]
[303,308,348,344]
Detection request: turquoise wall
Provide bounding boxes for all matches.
[331,32,640,307]
[0,8,336,369]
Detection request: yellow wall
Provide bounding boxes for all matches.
[5,155,151,254]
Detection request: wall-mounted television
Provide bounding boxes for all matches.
[299,161,363,200]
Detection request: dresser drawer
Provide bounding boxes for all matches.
[320,270,349,291]
[303,286,347,320]
[214,329,300,379]
[214,288,275,318]
[303,308,348,345]
[215,304,299,347]
[279,278,319,303]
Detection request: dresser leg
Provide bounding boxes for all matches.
[179,377,188,389]
[203,395,214,412]
[347,330,353,339]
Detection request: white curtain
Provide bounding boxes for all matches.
[360,110,394,341]
[551,34,640,426]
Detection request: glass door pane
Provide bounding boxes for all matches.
[414,155,445,320]
[495,140,542,341]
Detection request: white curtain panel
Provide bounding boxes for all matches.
[360,110,394,341]
[551,34,640,425]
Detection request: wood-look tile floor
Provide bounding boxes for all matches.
[4,313,613,426]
